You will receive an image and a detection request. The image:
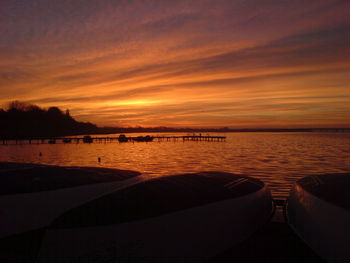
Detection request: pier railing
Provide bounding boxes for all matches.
[1,135,226,145]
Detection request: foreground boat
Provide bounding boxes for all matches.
[286,173,350,263]
[0,162,141,239]
[36,172,273,263]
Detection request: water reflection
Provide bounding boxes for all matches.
[1,132,350,198]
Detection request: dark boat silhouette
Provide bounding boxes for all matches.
[118,134,128,142]
[132,135,153,142]
[35,172,273,263]
[82,135,93,143]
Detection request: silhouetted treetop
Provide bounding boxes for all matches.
[47,106,63,115]
[0,101,98,139]
[7,100,37,112]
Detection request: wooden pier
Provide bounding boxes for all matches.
[1,135,226,145]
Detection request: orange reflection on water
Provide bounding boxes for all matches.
[1,132,350,199]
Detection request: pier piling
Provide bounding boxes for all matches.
[0,135,226,145]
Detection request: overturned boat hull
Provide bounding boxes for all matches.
[37,172,273,263]
[286,173,350,263]
[0,163,141,239]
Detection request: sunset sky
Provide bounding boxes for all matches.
[1,0,350,128]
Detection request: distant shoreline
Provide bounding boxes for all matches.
[2,102,349,140]
[99,127,350,133]
[1,128,350,140]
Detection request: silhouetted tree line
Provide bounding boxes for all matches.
[0,101,99,139]
[2,101,342,139]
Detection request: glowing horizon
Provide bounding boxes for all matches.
[1,0,350,128]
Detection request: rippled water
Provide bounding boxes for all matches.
[1,132,350,198]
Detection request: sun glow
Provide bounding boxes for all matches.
[1,0,350,127]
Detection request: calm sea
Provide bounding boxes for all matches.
[1,132,350,199]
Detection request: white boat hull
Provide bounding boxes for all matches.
[287,175,350,263]
[37,182,273,262]
[0,163,141,238]
[0,177,142,238]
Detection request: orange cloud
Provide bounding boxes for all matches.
[1,0,350,128]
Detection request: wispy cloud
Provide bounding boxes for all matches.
[1,0,350,127]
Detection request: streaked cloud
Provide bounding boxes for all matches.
[1,0,350,127]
